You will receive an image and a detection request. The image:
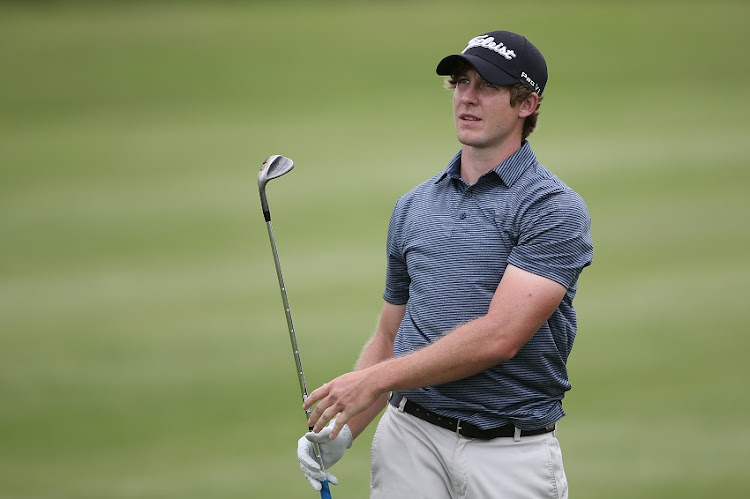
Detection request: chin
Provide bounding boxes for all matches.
[457,135,487,148]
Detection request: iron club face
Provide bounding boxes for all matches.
[259,154,294,186]
[258,155,294,221]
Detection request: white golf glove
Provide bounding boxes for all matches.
[297,420,353,491]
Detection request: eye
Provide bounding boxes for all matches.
[482,81,498,89]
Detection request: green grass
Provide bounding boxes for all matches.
[1,1,749,497]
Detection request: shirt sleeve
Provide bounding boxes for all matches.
[383,197,411,305]
[507,187,593,289]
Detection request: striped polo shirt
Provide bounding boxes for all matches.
[384,141,593,430]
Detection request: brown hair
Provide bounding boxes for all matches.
[444,63,543,141]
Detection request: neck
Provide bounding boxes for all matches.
[460,140,522,185]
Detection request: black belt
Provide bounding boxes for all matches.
[389,392,554,440]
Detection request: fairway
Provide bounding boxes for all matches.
[1,1,749,497]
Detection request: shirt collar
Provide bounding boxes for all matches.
[436,141,537,187]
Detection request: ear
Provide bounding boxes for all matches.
[518,92,540,119]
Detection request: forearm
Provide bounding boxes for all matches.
[367,314,509,394]
[344,334,392,438]
[346,302,403,439]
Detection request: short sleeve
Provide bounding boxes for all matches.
[507,188,593,289]
[383,197,411,305]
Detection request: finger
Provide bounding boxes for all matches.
[298,446,322,470]
[303,383,329,411]
[305,475,322,491]
[301,465,326,483]
[328,415,348,440]
[307,398,335,431]
[306,405,326,431]
[305,426,332,443]
[326,472,339,486]
[312,408,335,433]
[304,467,327,483]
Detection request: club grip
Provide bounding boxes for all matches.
[319,479,332,499]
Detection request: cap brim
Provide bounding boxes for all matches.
[436,54,518,87]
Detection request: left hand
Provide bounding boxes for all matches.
[304,367,383,438]
[297,421,352,490]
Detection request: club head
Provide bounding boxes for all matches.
[258,155,294,191]
[258,155,294,222]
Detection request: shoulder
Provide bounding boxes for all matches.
[513,162,589,216]
[392,173,444,213]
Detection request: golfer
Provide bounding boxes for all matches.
[297,29,593,498]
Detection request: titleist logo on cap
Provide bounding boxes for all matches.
[461,35,517,60]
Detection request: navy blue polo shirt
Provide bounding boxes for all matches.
[384,141,593,430]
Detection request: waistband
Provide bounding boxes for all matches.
[388,392,555,440]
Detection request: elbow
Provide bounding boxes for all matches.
[486,329,529,363]
[481,319,538,364]
[490,340,522,363]
[477,337,521,366]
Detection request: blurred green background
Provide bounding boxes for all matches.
[1,1,749,497]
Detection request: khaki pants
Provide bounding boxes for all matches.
[370,404,568,499]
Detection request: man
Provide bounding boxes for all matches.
[297,30,593,498]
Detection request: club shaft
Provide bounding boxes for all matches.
[265,219,309,400]
[264,218,329,480]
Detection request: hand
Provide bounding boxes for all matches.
[297,421,353,490]
[304,368,383,438]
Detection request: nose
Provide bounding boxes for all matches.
[457,81,479,105]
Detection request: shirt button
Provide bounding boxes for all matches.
[460,213,467,220]
[466,191,473,198]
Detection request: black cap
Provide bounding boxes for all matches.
[436,30,547,95]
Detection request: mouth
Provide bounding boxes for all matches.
[459,113,481,122]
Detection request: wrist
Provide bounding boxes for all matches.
[365,361,393,397]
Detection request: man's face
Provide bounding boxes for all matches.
[452,68,522,150]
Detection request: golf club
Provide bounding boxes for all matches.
[257,155,332,499]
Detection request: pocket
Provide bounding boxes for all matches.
[546,434,568,499]
[370,406,391,490]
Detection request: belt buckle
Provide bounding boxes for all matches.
[455,419,463,437]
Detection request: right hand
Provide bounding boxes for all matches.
[296,421,353,490]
